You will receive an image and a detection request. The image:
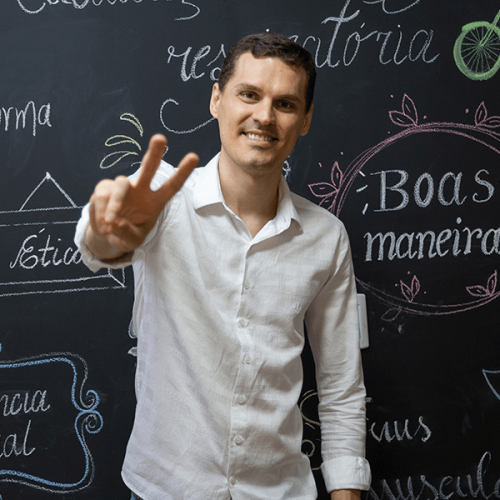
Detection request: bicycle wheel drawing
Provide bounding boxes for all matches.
[454,21,500,81]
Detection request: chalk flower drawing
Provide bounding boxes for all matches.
[100,113,144,169]
[309,95,500,317]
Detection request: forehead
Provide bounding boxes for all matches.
[228,52,308,101]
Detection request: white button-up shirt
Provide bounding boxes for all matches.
[75,154,371,500]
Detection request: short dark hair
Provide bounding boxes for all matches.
[218,33,316,113]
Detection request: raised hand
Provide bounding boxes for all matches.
[86,134,199,260]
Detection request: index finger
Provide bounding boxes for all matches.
[135,134,168,189]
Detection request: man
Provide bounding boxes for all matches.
[75,33,371,500]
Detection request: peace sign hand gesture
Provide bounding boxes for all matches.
[85,134,199,260]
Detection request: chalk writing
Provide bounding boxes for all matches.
[364,221,500,262]
[0,173,126,297]
[166,43,226,82]
[9,229,82,270]
[292,0,439,69]
[368,416,431,443]
[0,390,50,417]
[164,1,438,93]
[367,452,500,500]
[0,352,103,493]
[370,169,493,212]
[0,102,51,137]
[16,0,201,20]
[0,420,35,460]
[310,96,500,316]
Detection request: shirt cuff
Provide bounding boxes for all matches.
[74,205,134,272]
[321,456,371,492]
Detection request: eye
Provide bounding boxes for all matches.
[277,100,295,111]
[240,91,258,101]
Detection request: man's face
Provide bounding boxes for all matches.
[210,52,313,178]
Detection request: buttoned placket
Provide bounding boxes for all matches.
[227,239,255,492]
[222,185,294,493]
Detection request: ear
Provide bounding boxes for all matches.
[209,83,221,119]
[300,104,314,136]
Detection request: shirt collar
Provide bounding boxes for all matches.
[192,153,302,230]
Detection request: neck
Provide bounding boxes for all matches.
[218,158,282,238]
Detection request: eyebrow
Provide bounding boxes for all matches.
[233,83,302,104]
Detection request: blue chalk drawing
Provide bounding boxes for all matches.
[0,352,103,493]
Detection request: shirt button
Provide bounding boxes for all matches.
[243,355,251,365]
[237,395,247,405]
[229,476,236,485]
[243,281,250,290]
[238,319,247,328]
[234,435,244,445]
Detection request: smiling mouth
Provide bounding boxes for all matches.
[244,132,276,144]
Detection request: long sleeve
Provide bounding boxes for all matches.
[304,225,371,492]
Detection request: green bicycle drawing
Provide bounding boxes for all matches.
[454,8,500,81]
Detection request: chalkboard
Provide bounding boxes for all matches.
[1,1,500,499]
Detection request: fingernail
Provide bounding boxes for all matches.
[105,212,116,222]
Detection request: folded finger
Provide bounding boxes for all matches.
[99,176,131,234]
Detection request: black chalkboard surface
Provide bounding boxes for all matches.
[1,1,500,499]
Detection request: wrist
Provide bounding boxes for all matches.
[84,224,129,261]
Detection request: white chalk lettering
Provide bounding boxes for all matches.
[0,102,51,137]
[17,0,201,17]
[371,169,494,212]
[295,0,438,69]
[369,416,432,443]
[364,218,500,262]
[0,390,51,417]
[368,452,500,500]
[9,229,82,270]
[0,420,36,459]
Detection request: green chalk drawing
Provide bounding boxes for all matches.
[454,9,500,81]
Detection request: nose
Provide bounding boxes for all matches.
[252,99,275,125]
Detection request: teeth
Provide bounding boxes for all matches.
[247,133,273,142]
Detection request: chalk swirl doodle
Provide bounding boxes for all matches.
[0,352,103,493]
[309,95,500,317]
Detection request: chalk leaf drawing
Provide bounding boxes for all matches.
[309,96,500,317]
[389,94,418,127]
[466,270,498,297]
[100,113,144,169]
[308,161,343,211]
[400,275,421,303]
[474,101,500,128]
